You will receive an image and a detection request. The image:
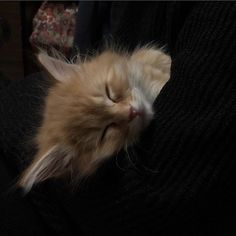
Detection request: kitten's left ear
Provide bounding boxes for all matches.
[37,52,79,83]
[18,145,72,193]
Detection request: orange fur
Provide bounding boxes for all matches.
[19,46,171,192]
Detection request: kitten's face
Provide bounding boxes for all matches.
[19,47,171,192]
[41,52,153,176]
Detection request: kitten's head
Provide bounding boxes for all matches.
[19,50,154,192]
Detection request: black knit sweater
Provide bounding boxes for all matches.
[0,2,236,236]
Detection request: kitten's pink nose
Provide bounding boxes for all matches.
[129,106,141,121]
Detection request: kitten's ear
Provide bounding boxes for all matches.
[131,47,171,74]
[37,52,79,83]
[18,145,72,193]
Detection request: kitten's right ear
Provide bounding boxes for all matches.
[18,144,72,193]
[37,52,79,83]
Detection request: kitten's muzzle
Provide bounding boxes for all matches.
[129,106,143,121]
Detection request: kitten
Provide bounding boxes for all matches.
[19,46,171,192]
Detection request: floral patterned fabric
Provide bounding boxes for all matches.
[30,2,78,56]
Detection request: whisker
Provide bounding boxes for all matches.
[125,144,160,174]
[115,151,127,172]
[124,147,138,171]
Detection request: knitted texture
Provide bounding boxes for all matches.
[0,2,236,236]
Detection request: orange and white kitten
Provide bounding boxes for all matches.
[19,46,171,192]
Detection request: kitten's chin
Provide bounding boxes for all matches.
[139,109,154,129]
[129,107,154,137]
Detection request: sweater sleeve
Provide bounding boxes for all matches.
[57,3,236,235]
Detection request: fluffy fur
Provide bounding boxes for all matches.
[19,46,171,192]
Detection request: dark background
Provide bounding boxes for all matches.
[0,2,42,80]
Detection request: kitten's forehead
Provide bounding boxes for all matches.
[54,51,139,131]
[72,60,131,100]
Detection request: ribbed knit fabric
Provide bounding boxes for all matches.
[0,2,236,236]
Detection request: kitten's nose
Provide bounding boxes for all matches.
[129,106,141,121]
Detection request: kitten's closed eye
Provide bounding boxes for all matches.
[105,83,121,103]
[100,123,117,142]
